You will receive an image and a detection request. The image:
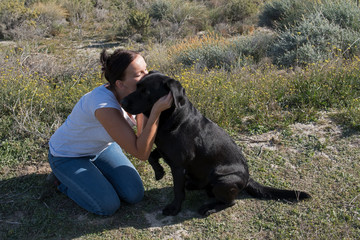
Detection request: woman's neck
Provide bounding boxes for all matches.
[106,84,123,103]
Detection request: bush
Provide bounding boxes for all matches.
[169,30,276,70]
[320,0,360,31]
[147,0,210,41]
[231,28,276,63]
[148,0,170,21]
[0,0,70,39]
[60,0,94,24]
[175,45,233,70]
[0,0,37,39]
[170,33,236,70]
[259,0,360,31]
[258,0,316,30]
[220,0,260,23]
[269,12,360,67]
[101,1,131,40]
[128,9,151,41]
[31,2,68,36]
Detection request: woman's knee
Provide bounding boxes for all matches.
[61,174,122,216]
[123,185,144,204]
[118,167,144,204]
[94,191,121,216]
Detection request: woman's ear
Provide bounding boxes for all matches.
[166,78,186,108]
[115,80,124,89]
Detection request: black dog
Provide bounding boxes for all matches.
[121,72,311,216]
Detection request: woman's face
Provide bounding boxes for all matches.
[121,55,148,96]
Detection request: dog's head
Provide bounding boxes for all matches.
[121,71,186,116]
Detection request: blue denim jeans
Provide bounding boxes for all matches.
[48,142,144,216]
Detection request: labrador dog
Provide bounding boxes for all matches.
[121,72,311,216]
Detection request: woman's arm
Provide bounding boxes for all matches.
[135,114,147,136]
[95,93,172,161]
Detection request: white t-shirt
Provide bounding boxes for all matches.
[49,84,136,157]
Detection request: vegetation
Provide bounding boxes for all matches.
[1,0,360,239]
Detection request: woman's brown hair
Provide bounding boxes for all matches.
[100,49,139,88]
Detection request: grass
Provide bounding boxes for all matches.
[1,113,359,239]
[1,2,360,238]
[1,39,360,239]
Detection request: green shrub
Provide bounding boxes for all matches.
[320,0,360,31]
[269,12,360,67]
[60,0,94,24]
[31,2,68,37]
[148,0,170,21]
[259,0,360,31]
[97,1,131,40]
[221,0,260,23]
[258,0,316,30]
[0,0,37,39]
[128,9,151,40]
[172,35,236,70]
[147,0,210,40]
[231,29,276,62]
[171,30,275,70]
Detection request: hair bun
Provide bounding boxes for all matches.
[100,48,109,71]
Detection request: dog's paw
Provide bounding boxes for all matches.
[162,204,181,216]
[198,204,215,216]
[198,201,235,216]
[154,168,165,181]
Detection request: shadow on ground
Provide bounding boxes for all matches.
[0,173,252,239]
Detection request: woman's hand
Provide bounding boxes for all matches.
[95,92,173,161]
[152,92,173,115]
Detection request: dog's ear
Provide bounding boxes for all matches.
[166,78,186,109]
[148,70,159,75]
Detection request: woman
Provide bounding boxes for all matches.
[47,49,173,216]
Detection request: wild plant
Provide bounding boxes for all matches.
[269,12,360,67]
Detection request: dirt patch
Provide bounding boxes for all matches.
[144,210,175,228]
[1,162,51,178]
[22,163,51,175]
[144,209,192,239]
[290,113,342,138]
[237,112,345,153]
[0,41,16,46]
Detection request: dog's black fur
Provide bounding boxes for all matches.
[121,72,311,216]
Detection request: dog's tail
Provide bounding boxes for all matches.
[244,178,311,201]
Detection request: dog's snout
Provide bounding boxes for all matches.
[120,98,129,108]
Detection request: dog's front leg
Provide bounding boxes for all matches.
[148,148,165,180]
[163,167,185,216]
